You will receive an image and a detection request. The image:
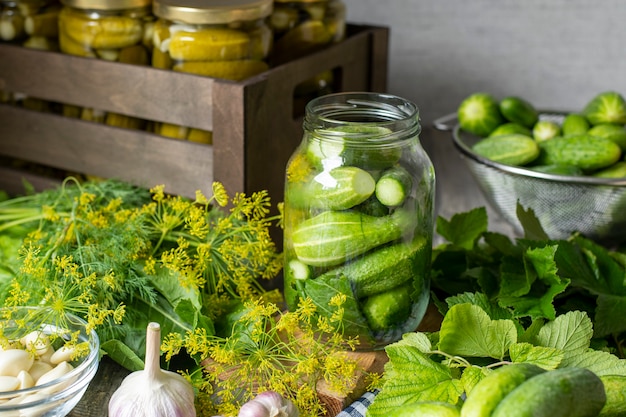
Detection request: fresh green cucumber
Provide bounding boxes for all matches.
[529,164,583,176]
[599,375,626,416]
[562,113,590,136]
[286,166,376,210]
[306,125,402,170]
[583,91,626,125]
[592,161,626,178]
[499,96,538,128]
[354,195,390,217]
[588,123,626,150]
[536,134,622,172]
[375,166,413,207]
[362,284,412,331]
[491,367,606,417]
[316,238,427,299]
[532,120,561,142]
[472,134,540,166]
[460,363,546,417]
[457,92,504,137]
[389,401,460,417]
[291,209,416,267]
[488,122,532,138]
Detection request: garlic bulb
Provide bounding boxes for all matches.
[238,391,299,417]
[108,322,196,417]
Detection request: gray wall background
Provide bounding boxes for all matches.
[342,0,626,239]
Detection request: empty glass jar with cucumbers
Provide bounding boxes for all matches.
[283,92,435,349]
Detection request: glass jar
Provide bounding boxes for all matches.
[151,0,273,142]
[283,92,435,350]
[58,0,153,127]
[1,0,59,46]
[269,0,345,65]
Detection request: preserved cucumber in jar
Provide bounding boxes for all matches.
[58,0,153,129]
[151,0,272,142]
[283,92,435,350]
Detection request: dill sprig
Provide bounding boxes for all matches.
[162,298,360,417]
[0,178,283,348]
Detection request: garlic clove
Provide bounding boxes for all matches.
[0,375,20,392]
[16,370,35,389]
[238,398,271,417]
[19,331,51,356]
[49,345,75,365]
[239,391,299,417]
[0,349,34,377]
[27,361,53,382]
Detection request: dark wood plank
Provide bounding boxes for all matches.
[0,105,214,198]
[0,45,214,130]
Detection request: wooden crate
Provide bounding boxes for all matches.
[0,25,388,202]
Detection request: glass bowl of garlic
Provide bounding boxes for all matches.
[0,307,100,416]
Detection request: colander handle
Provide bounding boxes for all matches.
[432,112,458,132]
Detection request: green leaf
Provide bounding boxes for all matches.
[100,339,145,372]
[498,277,569,321]
[498,255,534,298]
[438,304,517,359]
[592,294,626,338]
[368,344,463,417]
[508,342,563,369]
[445,292,513,321]
[302,273,370,337]
[526,245,560,284]
[516,203,549,241]
[391,332,433,353]
[533,310,593,354]
[436,207,487,250]
[460,366,490,396]
[561,349,626,377]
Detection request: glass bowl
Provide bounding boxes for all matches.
[0,307,100,417]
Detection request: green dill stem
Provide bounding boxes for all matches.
[430,350,474,368]
[0,214,52,233]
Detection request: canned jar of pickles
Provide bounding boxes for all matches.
[58,0,153,127]
[269,0,345,65]
[151,0,273,142]
[283,92,435,350]
[1,0,60,47]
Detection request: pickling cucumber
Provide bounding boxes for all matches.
[457,92,504,137]
[291,209,416,267]
[362,284,412,331]
[599,375,626,416]
[286,166,376,210]
[588,123,626,150]
[562,113,590,136]
[583,91,626,126]
[592,161,626,178]
[375,166,413,207]
[389,402,460,417]
[472,134,540,166]
[315,238,427,298]
[499,96,538,128]
[532,120,561,142]
[460,363,546,417]
[536,134,622,172]
[488,122,532,138]
[529,164,583,176]
[491,367,606,417]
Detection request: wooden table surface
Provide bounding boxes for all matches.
[66,126,519,416]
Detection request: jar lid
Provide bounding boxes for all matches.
[274,0,329,3]
[153,0,273,24]
[61,0,151,10]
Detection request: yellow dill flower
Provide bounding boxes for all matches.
[42,205,60,222]
[212,182,229,207]
[286,153,313,184]
[150,184,166,202]
[78,192,95,207]
[195,190,209,206]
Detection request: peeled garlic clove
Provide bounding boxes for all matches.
[50,345,74,365]
[16,370,35,389]
[36,361,74,394]
[27,361,53,382]
[0,375,20,392]
[0,349,34,377]
[19,331,50,356]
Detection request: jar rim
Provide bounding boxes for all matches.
[61,0,151,10]
[304,92,421,144]
[153,0,272,24]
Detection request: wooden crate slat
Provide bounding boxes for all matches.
[0,105,214,198]
[0,46,215,130]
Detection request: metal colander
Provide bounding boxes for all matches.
[434,112,626,245]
